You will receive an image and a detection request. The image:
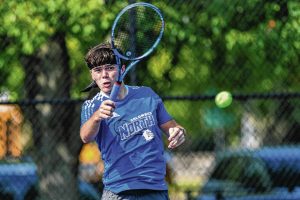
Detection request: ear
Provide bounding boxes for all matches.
[121,65,126,73]
[90,70,95,81]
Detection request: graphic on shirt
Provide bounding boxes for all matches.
[115,112,156,141]
[142,129,154,141]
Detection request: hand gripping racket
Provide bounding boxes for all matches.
[109,2,165,101]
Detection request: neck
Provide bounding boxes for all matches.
[117,82,128,100]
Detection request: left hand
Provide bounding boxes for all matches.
[168,127,186,149]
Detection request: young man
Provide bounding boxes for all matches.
[80,43,186,200]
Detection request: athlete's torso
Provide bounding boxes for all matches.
[81,86,172,193]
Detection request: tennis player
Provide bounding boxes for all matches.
[80,43,186,200]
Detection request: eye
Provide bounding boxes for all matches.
[107,66,115,71]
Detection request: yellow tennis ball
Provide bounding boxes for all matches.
[215,91,233,108]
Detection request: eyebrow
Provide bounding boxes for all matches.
[92,67,102,70]
[92,65,116,71]
[95,64,112,68]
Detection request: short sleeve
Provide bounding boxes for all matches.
[145,87,172,125]
[145,87,171,127]
[80,100,95,126]
[157,99,173,125]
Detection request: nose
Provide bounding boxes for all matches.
[101,69,109,78]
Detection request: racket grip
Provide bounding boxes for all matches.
[110,82,121,101]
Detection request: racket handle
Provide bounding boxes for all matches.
[110,82,122,101]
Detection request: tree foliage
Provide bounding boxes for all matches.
[1,0,299,98]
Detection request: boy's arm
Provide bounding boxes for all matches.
[160,119,186,149]
[80,100,115,143]
[80,112,102,143]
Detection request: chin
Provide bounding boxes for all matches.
[101,88,111,94]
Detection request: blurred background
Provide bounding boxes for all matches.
[0,0,299,200]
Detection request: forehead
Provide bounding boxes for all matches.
[91,64,117,72]
[93,64,113,69]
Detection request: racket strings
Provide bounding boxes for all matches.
[114,5,163,60]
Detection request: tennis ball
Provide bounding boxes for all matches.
[215,91,233,108]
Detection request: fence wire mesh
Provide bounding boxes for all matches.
[0,0,300,200]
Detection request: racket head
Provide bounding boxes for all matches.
[111,2,164,61]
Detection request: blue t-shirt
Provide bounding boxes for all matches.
[81,86,172,193]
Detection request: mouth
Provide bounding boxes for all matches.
[102,81,111,88]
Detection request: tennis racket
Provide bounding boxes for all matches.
[109,2,165,101]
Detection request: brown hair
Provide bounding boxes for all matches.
[84,42,117,69]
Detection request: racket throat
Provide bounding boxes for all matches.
[110,81,123,101]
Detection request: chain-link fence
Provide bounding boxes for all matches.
[0,0,300,200]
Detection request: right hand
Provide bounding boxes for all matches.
[95,100,116,122]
